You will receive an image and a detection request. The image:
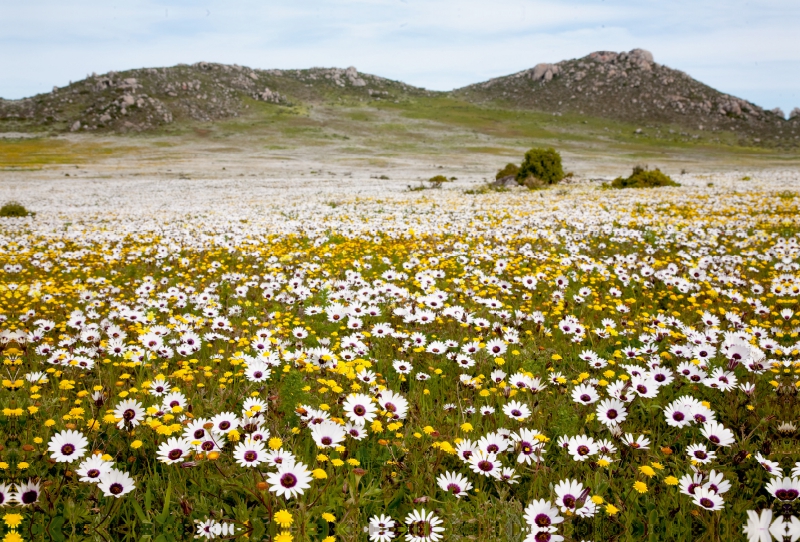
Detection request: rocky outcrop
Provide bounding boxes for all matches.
[454,48,799,147]
[0,62,425,133]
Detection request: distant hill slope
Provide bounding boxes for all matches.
[453,49,799,146]
[0,50,798,148]
[0,62,429,133]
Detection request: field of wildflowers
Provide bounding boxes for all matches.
[0,176,799,541]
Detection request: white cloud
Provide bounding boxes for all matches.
[1,0,798,112]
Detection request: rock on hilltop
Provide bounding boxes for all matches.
[0,63,426,133]
[454,49,798,146]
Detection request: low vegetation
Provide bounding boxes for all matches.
[0,201,31,217]
[516,147,565,188]
[609,165,680,188]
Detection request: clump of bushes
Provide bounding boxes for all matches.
[427,175,451,188]
[516,147,565,188]
[495,163,520,181]
[0,201,31,217]
[610,166,680,189]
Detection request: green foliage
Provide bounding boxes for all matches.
[610,165,680,188]
[428,174,451,188]
[516,147,565,188]
[0,201,31,217]
[495,163,519,180]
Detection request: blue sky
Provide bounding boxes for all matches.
[2,0,799,115]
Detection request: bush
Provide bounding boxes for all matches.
[0,201,31,217]
[427,175,450,188]
[495,163,520,181]
[516,148,565,188]
[610,166,680,189]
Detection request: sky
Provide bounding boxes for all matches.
[2,0,799,116]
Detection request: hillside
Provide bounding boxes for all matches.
[0,63,430,133]
[454,49,799,147]
[0,49,798,149]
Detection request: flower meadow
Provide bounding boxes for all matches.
[0,178,799,541]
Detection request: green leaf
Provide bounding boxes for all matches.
[155,480,172,525]
[131,499,149,524]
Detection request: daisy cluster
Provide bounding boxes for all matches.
[0,179,799,541]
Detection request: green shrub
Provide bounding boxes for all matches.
[428,175,450,188]
[0,201,31,217]
[516,148,565,188]
[495,163,520,181]
[610,166,679,189]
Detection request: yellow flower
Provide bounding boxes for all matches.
[274,532,293,542]
[3,531,24,542]
[268,437,283,450]
[322,537,336,542]
[3,514,23,529]
[331,459,344,467]
[274,509,293,529]
[591,495,604,504]
[130,440,143,449]
[346,458,360,466]
[605,504,620,516]
[321,513,336,523]
[664,476,679,486]
[633,481,648,494]
[17,462,29,470]
[650,462,664,470]
[312,469,328,479]
[639,466,656,478]
[460,423,473,432]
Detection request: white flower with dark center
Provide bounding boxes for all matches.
[344,421,368,440]
[157,437,192,465]
[378,390,409,420]
[14,479,41,506]
[149,378,171,396]
[311,420,347,448]
[686,443,716,464]
[704,470,731,495]
[48,429,89,463]
[436,471,473,498]
[571,384,599,405]
[567,435,598,462]
[554,478,588,513]
[368,514,396,542]
[404,508,445,542]
[755,452,782,477]
[343,393,378,424]
[692,487,725,511]
[701,421,736,447]
[266,461,312,499]
[766,477,800,502]
[513,429,545,465]
[114,398,145,429]
[596,398,628,427]
[468,451,502,479]
[233,439,268,468]
[524,499,564,532]
[98,468,136,498]
[502,400,531,421]
[211,412,240,435]
[663,401,692,428]
[76,455,113,483]
[244,361,271,383]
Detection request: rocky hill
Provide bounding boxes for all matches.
[1,50,798,147]
[0,63,428,133]
[454,49,799,147]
